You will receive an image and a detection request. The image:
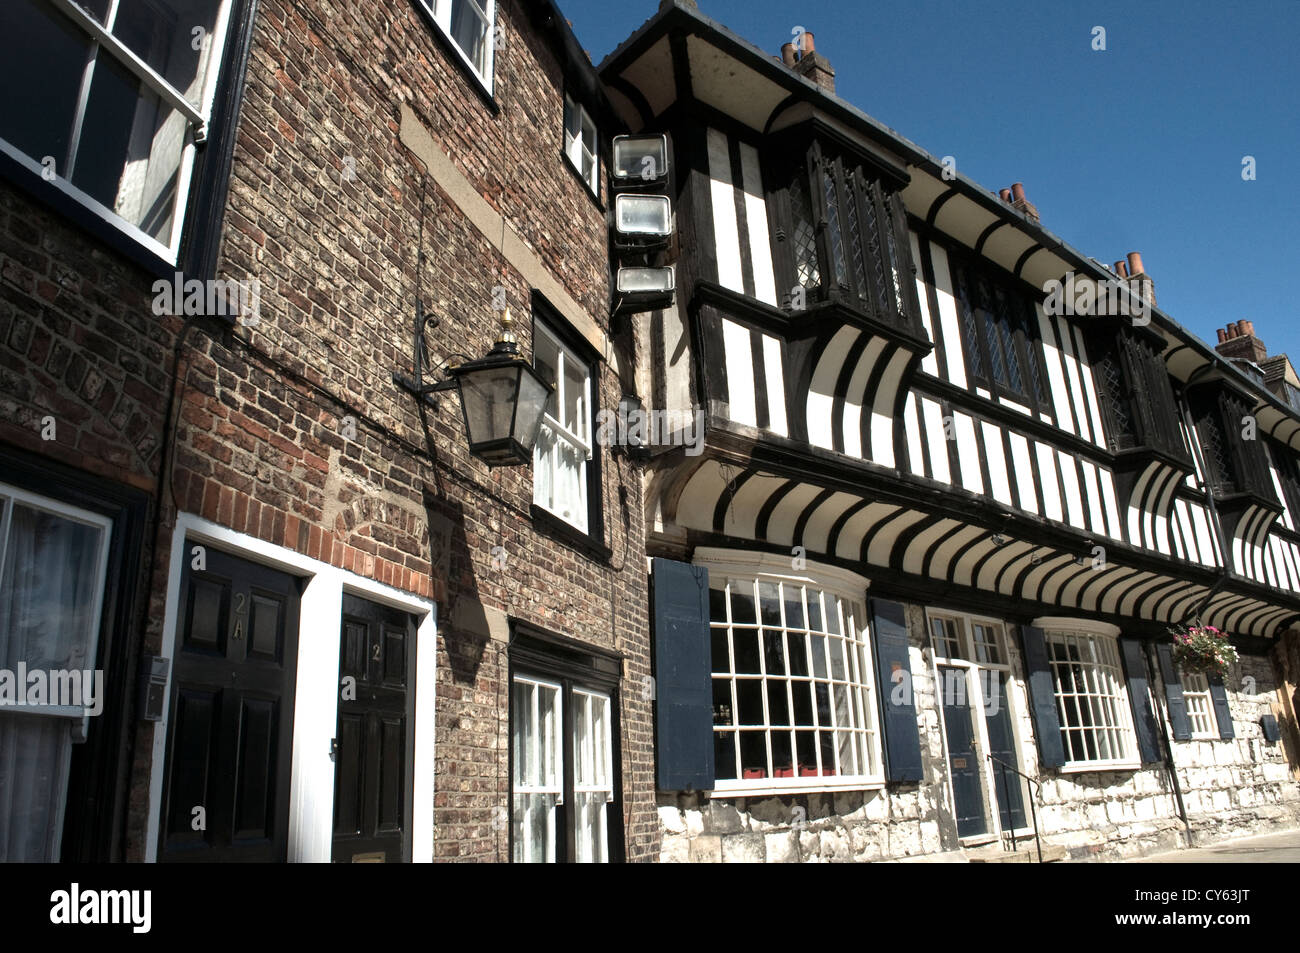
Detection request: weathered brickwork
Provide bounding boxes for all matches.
[1,0,655,863]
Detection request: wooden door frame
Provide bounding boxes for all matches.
[927,610,1033,845]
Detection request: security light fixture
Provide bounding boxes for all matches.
[612,134,669,183]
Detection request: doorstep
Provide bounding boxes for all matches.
[965,842,1067,863]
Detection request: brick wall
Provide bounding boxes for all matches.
[1,0,655,862]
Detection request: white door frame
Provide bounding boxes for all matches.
[927,611,1032,843]
[145,512,437,862]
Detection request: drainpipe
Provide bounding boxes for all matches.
[1145,641,1193,847]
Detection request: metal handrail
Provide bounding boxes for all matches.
[986,753,1045,864]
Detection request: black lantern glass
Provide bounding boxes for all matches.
[449,335,552,467]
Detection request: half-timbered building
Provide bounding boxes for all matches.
[604,1,1300,861]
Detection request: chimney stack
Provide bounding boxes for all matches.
[1008,182,1039,224]
[1214,319,1268,364]
[783,30,836,93]
[1123,250,1155,308]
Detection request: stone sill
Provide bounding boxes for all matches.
[1059,760,1142,775]
[709,779,886,799]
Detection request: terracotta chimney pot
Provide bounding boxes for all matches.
[999,188,1012,202]
[1126,251,1144,276]
[1217,328,1228,343]
[1113,260,1128,278]
[1241,320,1256,337]
[800,31,815,55]
[1011,182,1026,202]
[781,42,797,67]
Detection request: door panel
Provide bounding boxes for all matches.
[982,670,1027,831]
[331,595,417,863]
[160,547,300,862]
[939,666,986,838]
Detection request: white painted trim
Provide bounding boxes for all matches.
[710,779,885,799]
[693,546,871,596]
[1031,616,1121,638]
[145,513,437,863]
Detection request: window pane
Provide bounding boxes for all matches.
[450,0,489,75]
[71,51,188,243]
[562,355,586,439]
[112,0,225,104]
[0,0,89,166]
[0,498,108,863]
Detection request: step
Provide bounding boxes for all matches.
[966,842,1067,863]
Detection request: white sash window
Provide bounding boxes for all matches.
[563,95,598,193]
[418,0,495,94]
[533,321,593,533]
[0,484,112,862]
[0,0,235,261]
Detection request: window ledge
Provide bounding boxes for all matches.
[1058,760,1141,775]
[708,778,885,799]
[530,504,612,564]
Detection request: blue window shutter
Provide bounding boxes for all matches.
[1208,673,1235,740]
[651,558,715,791]
[1020,625,1065,769]
[1155,644,1191,741]
[869,597,923,783]
[1118,637,1161,764]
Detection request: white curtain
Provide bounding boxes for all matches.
[0,503,105,861]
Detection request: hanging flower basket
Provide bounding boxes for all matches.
[1169,623,1239,677]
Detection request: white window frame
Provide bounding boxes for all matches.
[925,610,1033,843]
[419,0,496,95]
[563,94,598,194]
[1037,619,1140,772]
[1179,669,1217,740]
[0,0,235,263]
[145,512,438,862]
[0,482,113,861]
[511,674,563,863]
[694,548,882,797]
[532,320,593,533]
[571,686,613,863]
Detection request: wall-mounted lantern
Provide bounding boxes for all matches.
[395,307,551,467]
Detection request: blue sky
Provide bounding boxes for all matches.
[562,0,1300,362]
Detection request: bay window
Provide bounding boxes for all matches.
[0,483,112,861]
[1043,629,1139,769]
[1188,385,1279,506]
[563,94,598,194]
[0,0,234,262]
[770,137,919,335]
[708,573,882,791]
[532,319,594,534]
[418,0,495,94]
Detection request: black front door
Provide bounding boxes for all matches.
[939,666,986,838]
[982,670,1027,831]
[160,546,301,862]
[331,594,417,863]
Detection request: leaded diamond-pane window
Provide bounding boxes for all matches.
[948,251,1051,412]
[772,141,916,333]
[789,173,820,290]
